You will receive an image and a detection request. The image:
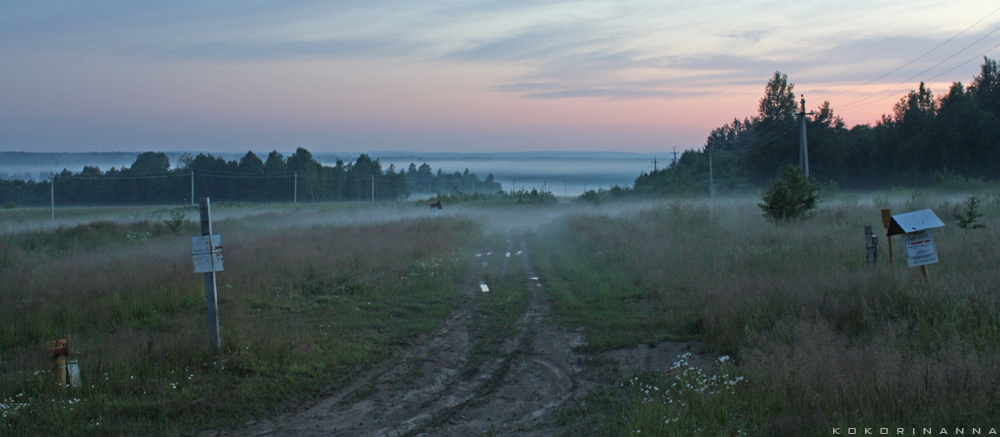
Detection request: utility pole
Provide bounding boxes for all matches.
[190,170,195,206]
[795,95,815,178]
[672,147,678,167]
[371,175,375,202]
[294,172,297,204]
[708,148,714,201]
[50,171,54,222]
[652,157,659,172]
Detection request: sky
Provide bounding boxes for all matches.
[2,0,999,154]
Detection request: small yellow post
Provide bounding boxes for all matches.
[48,339,68,387]
[921,265,932,289]
[881,209,893,265]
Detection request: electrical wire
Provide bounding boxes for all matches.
[823,5,1000,101]
[836,40,1000,112]
[838,23,1000,111]
[711,123,799,155]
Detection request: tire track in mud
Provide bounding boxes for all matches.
[207,230,713,437]
[210,230,590,437]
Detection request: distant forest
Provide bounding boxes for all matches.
[0,149,503,206]
[630,57,1000,196]
[6,58,1000,206]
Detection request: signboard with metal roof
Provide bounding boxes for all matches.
[903,229,939,267]
[886,209,945,236]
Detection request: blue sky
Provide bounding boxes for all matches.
[2,1,998,153]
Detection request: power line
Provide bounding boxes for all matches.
[713,124,799,155]
[837,41,1000,112]
[837,22,1000,111]
[926,40,1000,82]
[824,5,1000,101]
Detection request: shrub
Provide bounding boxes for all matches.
[758,165,818,221]
[954,195,986,230]
[162,209,187,234]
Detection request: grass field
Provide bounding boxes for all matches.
[2,190,998,436]
[0,203,480,436]
[532,191,1000,435]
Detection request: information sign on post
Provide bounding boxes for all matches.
[191,235,224,273]
[886,209,945,287]
[902,229,938,267]
[196,198,222,353]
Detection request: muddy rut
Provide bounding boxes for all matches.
[208,231,710,437]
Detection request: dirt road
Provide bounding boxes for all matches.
[207,231,711,436]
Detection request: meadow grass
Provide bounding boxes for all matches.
[0,206,481,436]
[535,192,1000,436]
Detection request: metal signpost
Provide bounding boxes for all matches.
[193,198,223,353]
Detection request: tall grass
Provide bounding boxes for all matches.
[535,194,1000,435]
[0,210,480,436]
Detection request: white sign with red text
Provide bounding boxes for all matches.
[903,229,938,268]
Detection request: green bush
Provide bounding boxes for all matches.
[758,165,818,221]
[162,209,187,234]
[954,195,986,229]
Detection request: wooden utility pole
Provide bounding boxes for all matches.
[796,95,815,178]
[708,149,714,200]
[672,147,678,167]
[199,198,221,353]
[190,170,195,206]
[652,156,659,171]
[50,171,54,222]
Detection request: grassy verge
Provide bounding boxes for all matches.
[0,209,480,436]
[534,193,1000,435]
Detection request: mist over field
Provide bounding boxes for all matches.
[3,4,1000,433]
[379,157,655,197]
[0,151,659,200]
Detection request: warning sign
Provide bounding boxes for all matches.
[903,229,938,267]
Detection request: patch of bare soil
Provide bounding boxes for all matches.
[205,232,715,437]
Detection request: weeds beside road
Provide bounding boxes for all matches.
[3,192,999,436]
[1,206,478,436]
[534,195,1000,435]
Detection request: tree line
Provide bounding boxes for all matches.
[631,57,1000,196]
[0,148,503,206]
